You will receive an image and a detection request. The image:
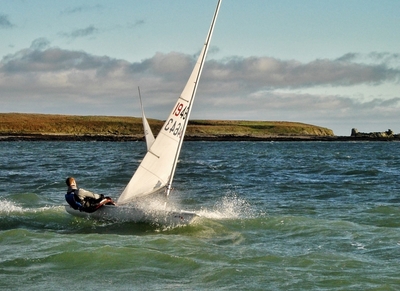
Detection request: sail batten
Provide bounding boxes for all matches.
[117,0,222,205]
[148,150,160,159]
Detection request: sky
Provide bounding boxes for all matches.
[1,0,399,136]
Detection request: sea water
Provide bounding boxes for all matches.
[0,141,399,290]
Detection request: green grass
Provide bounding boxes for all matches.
[187,120,334,136]
[0,113,334,137]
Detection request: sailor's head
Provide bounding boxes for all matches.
[66,177,77,188]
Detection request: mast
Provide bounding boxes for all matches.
[165,0,222,197]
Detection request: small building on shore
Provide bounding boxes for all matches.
[351,128,398,139]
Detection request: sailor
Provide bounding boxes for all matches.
[65,177,114,212]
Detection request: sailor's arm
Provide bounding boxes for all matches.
[78,188,102,200]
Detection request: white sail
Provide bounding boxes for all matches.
[138,87,155,151]
[117,0,222,204]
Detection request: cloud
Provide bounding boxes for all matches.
[128,20,145,28]
[336,52,400,68]
[2,45,399,93]
[0,14,14,29]
[203,54,400,90]
[60,5,103,15]
[0,44,399,135]
[30,38,51,51]
[2,47,120,74]
[59,25,99,39]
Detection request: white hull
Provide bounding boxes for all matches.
[65,204,198,226]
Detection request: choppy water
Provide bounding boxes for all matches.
[1,141,400,290]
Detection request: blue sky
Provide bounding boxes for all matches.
[1,0,399,136]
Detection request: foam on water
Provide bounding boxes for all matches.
[0,198,62,215]
[197,193,258,220]
[0,199,24,214]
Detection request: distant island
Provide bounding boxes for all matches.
[0,113,398,141]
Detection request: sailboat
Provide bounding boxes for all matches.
[65,0,222,225]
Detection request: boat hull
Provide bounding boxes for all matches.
[65,204,198,226]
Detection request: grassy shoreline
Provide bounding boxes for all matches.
[0,113,333,138]
[1,113,398,141]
